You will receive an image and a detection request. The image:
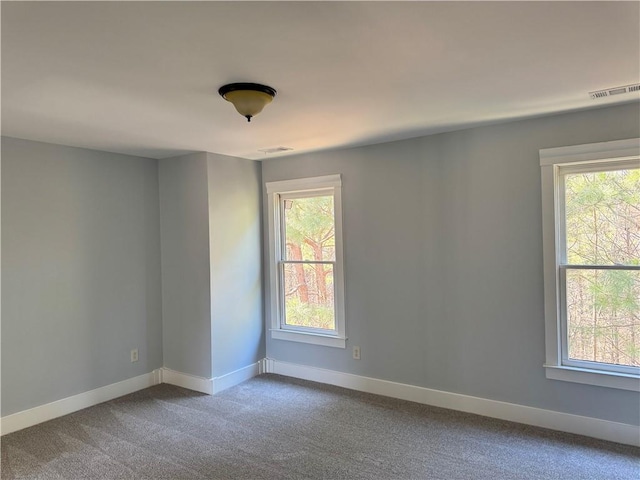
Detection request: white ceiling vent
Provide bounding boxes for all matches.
[590,83,640,99]
[258,146,293,154]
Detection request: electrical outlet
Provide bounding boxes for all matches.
[131,348,139,363]
[352,346,361,360]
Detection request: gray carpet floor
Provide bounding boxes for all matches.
[1,374,639,479]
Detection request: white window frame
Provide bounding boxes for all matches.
[266,174,346,348]
[540,138,640,391]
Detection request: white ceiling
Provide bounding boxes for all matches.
[2,1,639,160]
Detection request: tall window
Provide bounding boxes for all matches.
[540,139,640,391]
[266,175,346,348]
[562,166,639,371]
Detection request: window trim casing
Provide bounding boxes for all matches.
[540,138,640,391]
[266,174,346,348]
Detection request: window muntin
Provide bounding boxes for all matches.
[266,175,346,348]
[559,164,640,374]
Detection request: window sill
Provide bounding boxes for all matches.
[271,329,346,348]
[544,365,640,392]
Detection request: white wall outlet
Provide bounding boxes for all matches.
[352,346,361,360]
[130,348,139,363]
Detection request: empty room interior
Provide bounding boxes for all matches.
[1,1,639,479]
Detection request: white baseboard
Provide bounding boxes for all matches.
[160,367,213,395]
[0,370,162,436]
[265,359,640,447]
[212,362,262,394]
[160,362,262,395]
[0,363,264,436]
[6,360,633,447]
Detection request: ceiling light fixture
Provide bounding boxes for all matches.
[218,83,277,122]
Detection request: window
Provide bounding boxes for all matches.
[540,138,640,391]
[266,175,346,348]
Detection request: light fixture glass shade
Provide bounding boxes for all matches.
[224,90,273,120]
[219,83,277,122]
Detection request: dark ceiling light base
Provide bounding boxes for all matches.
[218,83,277,122]
[218,83,277,98]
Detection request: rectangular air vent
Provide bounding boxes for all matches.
[258,146,293,154]
[590,83,640,99]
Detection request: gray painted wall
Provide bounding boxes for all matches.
[1,137,163,416]
[158,153,212,379]
[207,153,264,377]
[158,152,264,380]
[261,102,640,426]
[2,142,265,418]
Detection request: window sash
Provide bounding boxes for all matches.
[277,190,337,332]
[558,265,640,375]
[557,161,640,375]
[557,160,640,267]
[278,189,335,262]
[277,260,338,335]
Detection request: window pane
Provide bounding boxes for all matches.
[565,168,640,266]
[283,262,335,330]
[566,269,640,367]
[283,195,335,262]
